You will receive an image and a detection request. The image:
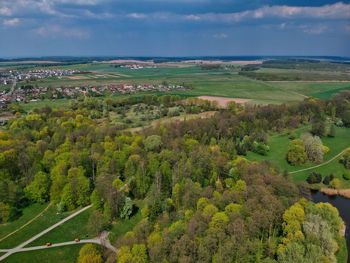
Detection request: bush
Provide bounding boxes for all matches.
[330,178,342,189]
[323,174,334,185]
[340,150,350,169]
[253,141,270,156]
[306,172,322,184]
[343,171,350,180]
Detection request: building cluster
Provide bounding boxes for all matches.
[118,64,157,70]
[0,69,80,85]
[0,83,189,108]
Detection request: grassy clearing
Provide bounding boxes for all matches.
[246,126,350,184]
[19,99,71,111]
[0,203,48,241]
[269,81,350,99]
[109,211,142,244]
[29,208,95,246]
[0,205,74,249]
[336,237,348,263]
[2,244,83,263]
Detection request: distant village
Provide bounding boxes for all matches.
[0,71,188,109]
[0,69,80,85]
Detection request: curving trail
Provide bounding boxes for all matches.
[290,147,350,174]
[0,236,116,254]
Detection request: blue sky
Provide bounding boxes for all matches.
[0,0,349,57]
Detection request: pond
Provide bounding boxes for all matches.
[311,191,350,263]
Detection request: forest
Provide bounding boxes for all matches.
[1,91,350,262]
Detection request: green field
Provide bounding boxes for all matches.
[29,208,95,246]
[0,203,48,241]
[2,244,83,263]
[246,126,350,185]
[0,205,76,249]
[9,62,349,107]
[337,237,348,263]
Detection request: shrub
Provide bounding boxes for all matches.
[306,172,322,184]
[323,174,334,185]
[330,178,342,189]
[340,150,350,169]
[328,125,336,137]
[253,141,270,156]
[343,171,350,181]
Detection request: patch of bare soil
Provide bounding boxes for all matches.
[320,188,350,199]
[197,96,250,107]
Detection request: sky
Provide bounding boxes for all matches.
[0,0,349,57]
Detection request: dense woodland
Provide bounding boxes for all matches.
[1,91,350,262]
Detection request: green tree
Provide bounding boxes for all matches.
[0,202,11,223]
[25,171,50,203]
[77,244,103,263]
[286,139,307,165]
[61,167,90,210]
[144,135,162,152]
[301,134,324,164]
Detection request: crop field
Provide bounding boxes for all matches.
[7,61,349,107]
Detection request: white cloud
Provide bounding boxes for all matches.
[55,0,104,5]
[213,33,228,39]
[3,18,20,26]
[185,14,201,21]
[184,2,350,23]
[127,13,147,19]
[301,24,328,35]
[0,6,12,16]
[34,25,90,38]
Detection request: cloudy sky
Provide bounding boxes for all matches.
[0,0,349,57]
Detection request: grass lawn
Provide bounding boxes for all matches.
[2,244,83,263]
[20,99,71,112]
[336,237,348,263]
[246,126,350,184]
[269,81,350,99]
[109,211,142,244]
[29,208,95,246]
[0,205,74,249]
[0,203,48,241]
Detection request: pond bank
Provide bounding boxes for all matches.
[320,188,350,199]
[311,191,349,263]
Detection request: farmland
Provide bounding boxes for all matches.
[1,59,349,110]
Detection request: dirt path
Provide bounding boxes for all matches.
[0,204,51,244]
[0,205,92,262]
[290,147,349,174]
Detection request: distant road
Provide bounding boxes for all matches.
[0,205,92,261]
